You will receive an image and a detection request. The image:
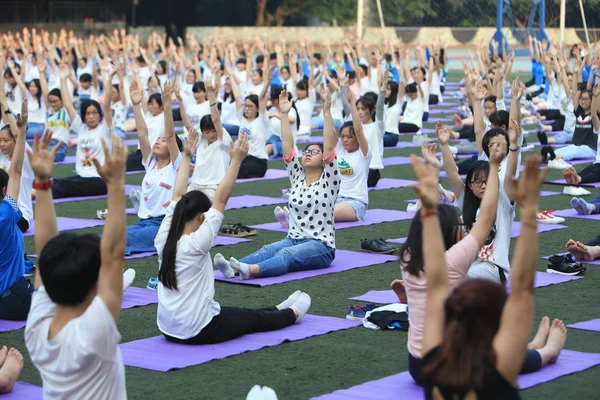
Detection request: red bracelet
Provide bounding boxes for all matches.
[420,208,438,218]
[32,179,54,190]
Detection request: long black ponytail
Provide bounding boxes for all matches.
[159,190,212,290]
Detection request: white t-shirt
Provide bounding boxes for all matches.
[77,85,99,102]
[284,152,340,249]
[111,101,128,132]
[560,88,575,133]
[138,66,152,89]
[317,91,343,122]
[220,99,239,127]
[368,66,379,93]
[295,89,316,136]
[155,204,224,339]
[142,112,165,149]
[362,119,385,170]
[26,92,47,124]
[0,144,34,224]
[4,83,23,114]
[237,108,269,160]
[359,76,370,96]
[268,107,298,139]
[182,94,210,128]
[191,133,232,186]
[25,287,126,400]
[384,102,401,134]
[244,81,264,97]
[403,95,426,128]
[429,71,443,100]
[25,62,40,82]
[138,153,182,219]
[421,81,430,113]
[469,186,515,275]
[47,108,71,145]
[335,141,371,205]
[71,115,112,178]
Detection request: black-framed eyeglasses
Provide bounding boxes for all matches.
[303,149,322,156]
[470,179,487,187]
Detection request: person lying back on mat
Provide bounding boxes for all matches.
[25,132,131,399]
[0,99,33,321]
[214,85,339,280]
[274,84,371,225]
[155,130,311,345]
[414,156,567,398]
[124,80,182,255]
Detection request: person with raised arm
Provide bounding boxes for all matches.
[418,156,567,398]
[25,133,131,399]
[0,99,32,320]
[124,80,182,255]
[155,131,310,344]
[214,86,340,280]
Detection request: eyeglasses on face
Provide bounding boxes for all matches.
[470,179,487,187]
[302,149,322,156]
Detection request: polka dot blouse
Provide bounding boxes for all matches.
[284,151,340,249]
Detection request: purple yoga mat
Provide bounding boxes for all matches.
[382,156,412,167]
[2,382,43,400]
[297,136,324,144]
[32,184,141,204]
[348,272,582,304]
[553,208,600,221]
[249,209,414,233]
[237,169,288,183]
[120,315,361,371]
[24,217,106,237]
[225,195,286,210]
[511,222,568,238]
[215,250,397,287]
[54,155,77,165]
[122,287,158,309]
[542,253,600,266]
[388,237,406,244]
[567,318,600,332]
[0,320,26,333]
[312,350,600,399]
[546,179,600,188]
[368,178,418,191]
[391,141,421,149]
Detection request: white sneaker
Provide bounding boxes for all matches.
[406,203,419,212]
[123,268,136,292]
[412,133,429,143]
[96,209,108,220]
[274,206,289,228]
[563,186,591,196]
[536,210,565,224]
[533,118,545,133]
[548,159,572,170]
[448,145,458,155]
[129,189,142,212]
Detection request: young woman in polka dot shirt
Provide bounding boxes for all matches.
[214,86,340,279]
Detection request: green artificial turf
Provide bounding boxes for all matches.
[4,72,600,399]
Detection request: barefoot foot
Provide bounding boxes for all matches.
[0,348,24,393]
[391,279,407,303]
[528,316,550,350]
[542,319,568,365]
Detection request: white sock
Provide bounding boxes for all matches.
[123,268,136,292]
[278,290,302,309]
[214,253,235,278]
[230,257,250,280]
[291,292,311,323]
[129,189,141,212]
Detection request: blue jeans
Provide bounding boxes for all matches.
[311,116,343,130]
[422,112,429,122]
[0,277,34,320]
[553,130,574,144]
[222,124,239,136]
[555,144,596,161]
[50,139,68,162]
[125,215,165,255]
[26,123,46,140]
[383,132,399,147]
[240,237,335,278]
[336,196,367,220]
[266,134,283,158]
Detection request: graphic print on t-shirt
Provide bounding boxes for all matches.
[81,148,93,167]
[478,223,497,262]
[239,127,252,136]
[338,158,354,175]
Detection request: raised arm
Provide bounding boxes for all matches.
[410,156,447,355]
[572,60,582,108]
[225,63,243,112]
[29,131,63,288]
[7,60,26,95]
[94,136,128,322]
[472,80,487,155]
[205,78,224,142]
[279,89,296,157]
[102,71,113,129]
[437,123,464,199]
[59,63,77,122]
[6,99,27,201]
[37,62,50,108]
[376,68,388,121]
[504,118,522,203]
[162,81,182,164]
[259,66,273,116]
[130,80,150,161]
[345,85,369,156]
[592,82,600,131]
[212,133,249,213]
[172,128,199,199]
[493,157,546,384]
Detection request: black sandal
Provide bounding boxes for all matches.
[219,223,257,238]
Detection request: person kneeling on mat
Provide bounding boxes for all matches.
[155,131,310,345]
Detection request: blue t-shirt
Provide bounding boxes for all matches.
[0,196,25,293]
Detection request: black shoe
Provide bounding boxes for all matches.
[361,238,397,254]
[547,254,586,276]
[541,145,556,162]
[537,131,548,145]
